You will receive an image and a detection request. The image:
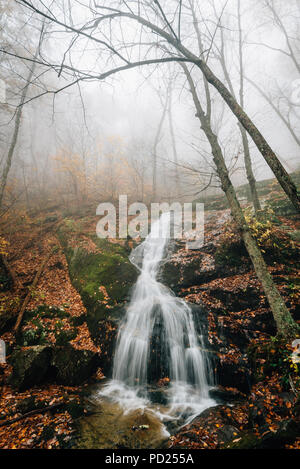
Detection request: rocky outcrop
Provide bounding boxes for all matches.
[9,345,53,390]
[9,344,99,390]
[51,345,98,385]
[170,404,243,448]
[58,230,138,374]
[171,397,300,449]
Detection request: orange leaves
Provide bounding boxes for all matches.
[0,236,9,256]
[157,377,170,387]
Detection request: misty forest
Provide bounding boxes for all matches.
[0,0,299,451]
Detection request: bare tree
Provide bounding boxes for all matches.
[245,0,300,158]
[246,77,300,149]
[229,0,261,212]
[152,89,169,201]
[6,0,299,212]
[182,61,299,339]
[0,19,45,208]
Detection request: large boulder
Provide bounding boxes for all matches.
[9,344,99,389]
[58,230,138,374]
[51,345,98,385]
[215,356,252,394]
[227,418,300,449]
[9,345,52,390]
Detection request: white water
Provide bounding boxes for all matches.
[100,212,215,426]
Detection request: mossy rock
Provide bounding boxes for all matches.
[51,345,98,385]
[215,239,248,267]
[67,239,137,315]
[24,305,70,321]
[58,231,138,360]
[9,345,52,390]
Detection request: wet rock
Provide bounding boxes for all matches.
[9,345,52,390]
[218,424,241,444]
[160,255,202,290]
[227,418,300,449]
[147,386,169,405]
[209,386,245,403]
[248,399,267,427]
[172,404,242,447]
[95,319,118,376]
[215,357,252,394]
[51,345,98,385]
[9,343,100,389]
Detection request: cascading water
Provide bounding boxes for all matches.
[100,212,215,426]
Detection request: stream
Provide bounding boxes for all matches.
[76,212,216,449]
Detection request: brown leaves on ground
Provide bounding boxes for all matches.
[0,384,83,449]
[0,211,103,448]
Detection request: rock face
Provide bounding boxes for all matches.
[9,344,99,390]
[58,231,138,375]
[9,345,52,390]
[159,234,275,394]
[51,345,98,385]
[170,404,243,448]
[171,398,300,449]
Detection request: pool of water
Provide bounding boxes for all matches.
[74,380,215,449]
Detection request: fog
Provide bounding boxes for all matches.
[0,0,299,209]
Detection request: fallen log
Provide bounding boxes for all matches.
[14,246,58,333]
[0,402,64,427]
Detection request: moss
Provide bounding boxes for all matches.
[64,236,137,321]
[9,345,53,390]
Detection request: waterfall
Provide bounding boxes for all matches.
[101,212,214,424]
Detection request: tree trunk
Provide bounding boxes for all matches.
[182,63,299,339]
[0,48,39,208]
[239,126,261,212]
[193,57,300,212]
[123,11,300,212]
[152,93,168,201]
[167,87,180,196]
[237,0,261,213]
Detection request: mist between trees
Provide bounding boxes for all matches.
[0,0,299,211]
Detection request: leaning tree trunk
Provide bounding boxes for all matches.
[192,57,300,213]
[126,12,300,212]
[182,63,299,339]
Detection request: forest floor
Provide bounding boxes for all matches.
[0,211,103,448]
[0,182,299,449]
